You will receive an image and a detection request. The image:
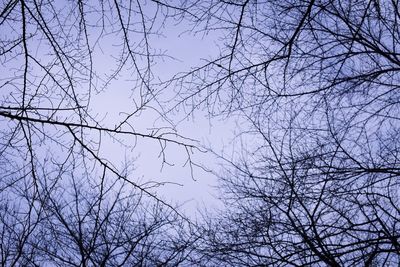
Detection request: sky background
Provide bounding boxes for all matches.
[0,0,240,217]
[87,13,237,215]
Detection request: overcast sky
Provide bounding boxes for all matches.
[86,15,236,215]
[0,0,241,217]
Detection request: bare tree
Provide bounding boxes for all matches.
[0,0,199,200]
[0,164,193,266]
[166,0,400,265]
[3,0,400,265]
[0,0,197,265]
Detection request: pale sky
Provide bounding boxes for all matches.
[87,14,237,215]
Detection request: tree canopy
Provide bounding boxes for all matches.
[1,0,399,266]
